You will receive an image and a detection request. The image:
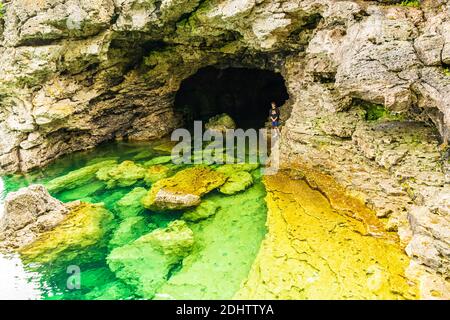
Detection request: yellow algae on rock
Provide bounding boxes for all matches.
[144,164,174,185]
[20,203,113,263]
[141,166,226,210]
[96,161,146,188]
[235,171,418,300]
[219,171,254,195]
[285,164,389,237]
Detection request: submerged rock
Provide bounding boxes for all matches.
[205,114,236,133]
[96,161,146,188]
[57,180,105,202]
[155,183,267,300]
[143,220,195,257]
[182,200,220,222]
[215,163,260,176]
[45,160,117,193]
[152,141,178,154]
[113,187,148,219]
[0,185,69,250]
[219,171,254,195]
[144,164,174,185]
[109,217,150,248]
[144,156,173,166]
[19,203,113,263]
[107,220,194,299]
[141,166,226,211]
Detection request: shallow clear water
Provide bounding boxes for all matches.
[0,139,268,300]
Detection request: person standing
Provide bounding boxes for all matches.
[269,102,281,136]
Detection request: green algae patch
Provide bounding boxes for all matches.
[20,203,114,264]
[181,199,220,222]
[155,182,267,300]
[358,101,404,122]
[235,171,418,300]
[96,161,146,188]
[215,163,260,176]
[45,160,117,193]
[107,220,194,299]
[141,166,227,211]
[219,171,253,195]
[113,187,148,219]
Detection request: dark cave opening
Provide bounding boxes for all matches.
[174,66,289,129]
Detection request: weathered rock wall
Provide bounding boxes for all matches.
[0,0,319,172]
[0,1,449,173]
[279,0,450,298]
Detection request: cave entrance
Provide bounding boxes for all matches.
[174,66,289,129]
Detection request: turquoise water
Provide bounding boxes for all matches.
[0,139,268,300]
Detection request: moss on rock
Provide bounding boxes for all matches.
[144,164,174,185]
[141,166,226,211]
[219,171,254,195]
[20,203,114,263]
[96,161,146,188]
[215,163,260,176]
[182,199,220,222]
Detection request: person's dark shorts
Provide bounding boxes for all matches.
[272,121,279,127]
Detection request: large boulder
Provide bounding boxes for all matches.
[141,166,226,211]
[205,114,236,133]
[96,160,146,188]
[219,171,254,195]
[181,199,220,222]
[107,220,194,299]
[19,203,113,263]
[0,185,69,249]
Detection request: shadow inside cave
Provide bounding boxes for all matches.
[174,66,289,130]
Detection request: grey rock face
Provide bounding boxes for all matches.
[0,185,69,249]
[0,0,449,173]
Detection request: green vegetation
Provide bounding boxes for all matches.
[365,104,390,121]
[400,0,421,8]
[443,67,450,77]
[358,101,404,122]
[0,2,4,19]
